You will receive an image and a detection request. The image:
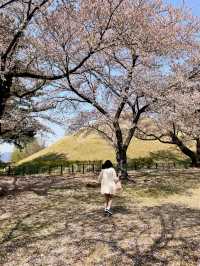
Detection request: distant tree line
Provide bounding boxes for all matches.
[11,139,45,163]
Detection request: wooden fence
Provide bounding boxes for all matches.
[1,162,102,176]
[127,161,190,171]
[0,161,191,176]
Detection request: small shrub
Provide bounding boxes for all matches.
[127,157,154,170]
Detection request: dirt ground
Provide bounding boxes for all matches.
[0,169,200,266]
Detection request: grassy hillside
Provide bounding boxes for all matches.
[17,132,185,166]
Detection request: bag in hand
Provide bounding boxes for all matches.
[115,180,122,191]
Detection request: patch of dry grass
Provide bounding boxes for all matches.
[18,132,184,165]
[0,169,200,265]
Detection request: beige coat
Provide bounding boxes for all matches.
[98,167,119,195]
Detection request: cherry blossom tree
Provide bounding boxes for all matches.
[0,0,122,144]
[0,79,54,146]
[0,0,52,143]
[52,0,200,177]
[136,63,200,167]
[1,0,199,173]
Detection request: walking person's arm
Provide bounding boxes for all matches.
[112,168,119,183]
[113,168,122,191]
[98,170,103,183]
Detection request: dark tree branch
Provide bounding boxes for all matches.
[27,0,32,18]
[169,132,196,160]
[69,51,95,74]
[1,0,50,71]
[0,0,18,9]
[124,104,149,148]
[49,96,87,103]
[13,71,66,80]
[66,72,109,117]
[69,0,124,74]
[98,0,124,42]
[135,127,173,144]
[86,125,114,144]
[13,80,46,98]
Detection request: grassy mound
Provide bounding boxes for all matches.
[17,133,186,169]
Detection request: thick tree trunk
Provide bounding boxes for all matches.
[113,120,128,179]
[0,76,12,134]
[190,158,200,167]
[192,138,200,167]
[170,133,200,167]
[116,147,128,179]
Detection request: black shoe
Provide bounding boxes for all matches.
[106,209,112,216]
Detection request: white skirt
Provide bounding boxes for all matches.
[101,181,116,195]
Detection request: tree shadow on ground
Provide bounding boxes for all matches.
[1,202,199,265]
[0,153,69,196]
[1,168,200,200]
[0,171,96,198]
[0,170,200,265]
[0,175,62,197]
[127,168,200,198]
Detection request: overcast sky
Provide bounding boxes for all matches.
[1,0,200,154]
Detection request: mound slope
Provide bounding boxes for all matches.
[18,132,182,165]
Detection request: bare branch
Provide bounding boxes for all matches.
[136,127,173,144]
[0,0,18,9]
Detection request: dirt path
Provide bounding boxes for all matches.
[0,169,200,265]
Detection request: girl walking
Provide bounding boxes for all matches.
[98,160,119,216]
